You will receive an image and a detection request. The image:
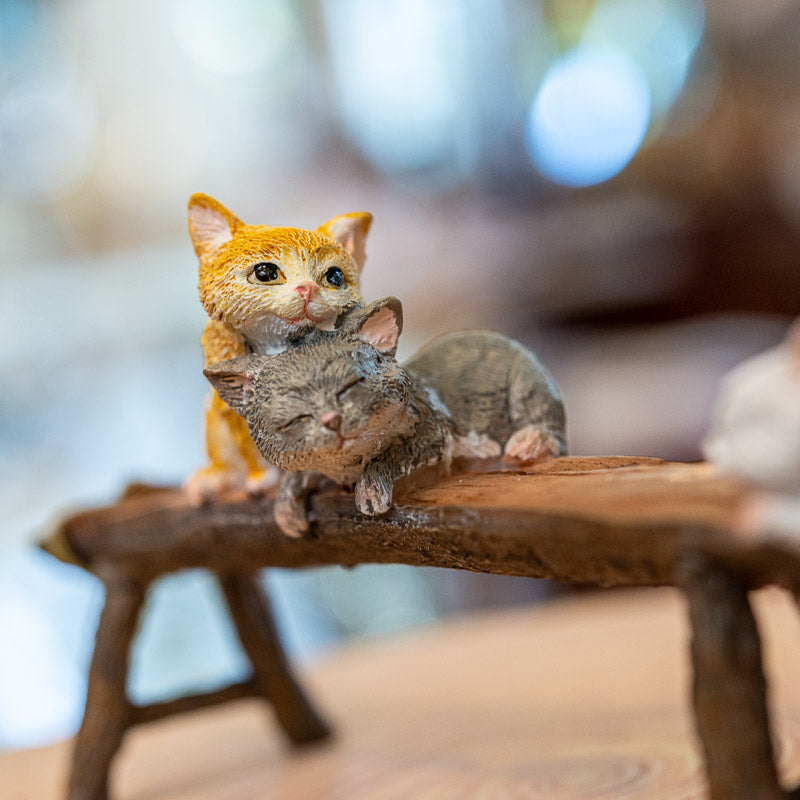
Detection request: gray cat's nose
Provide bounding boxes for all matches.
[320,411,342,431]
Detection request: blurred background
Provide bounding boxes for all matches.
[1,0,797,749]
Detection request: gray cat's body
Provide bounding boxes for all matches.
[408,330,566,460]
[205,297,567,537]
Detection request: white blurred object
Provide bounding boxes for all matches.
[703,319,800,493]
[703,319,800,536]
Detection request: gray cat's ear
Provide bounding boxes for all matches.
[203,356,259,415]
[317,212,372,273]
[352,296,403,355]
[188,193,244,259]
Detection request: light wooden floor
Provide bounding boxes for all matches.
[6,586,800,799]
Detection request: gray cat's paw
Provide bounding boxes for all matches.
[275,471,322,537]
[502,425,563,466]
[273,496,310,538]
[355,473,393,515]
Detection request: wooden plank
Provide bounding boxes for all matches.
[48,457,788,589]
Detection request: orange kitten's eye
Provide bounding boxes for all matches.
[325,266,345,288]
[249,262,285,285]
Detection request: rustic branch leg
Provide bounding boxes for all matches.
[679,554,784,800]
[68,575,146,800]
[218,571,331,744]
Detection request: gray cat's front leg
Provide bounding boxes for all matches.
[274,471,322,537]
[354,465,394,516]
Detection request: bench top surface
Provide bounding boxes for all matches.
[49,457,800,589]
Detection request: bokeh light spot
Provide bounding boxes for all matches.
[583,0,705,113]
[171,0,300,78]
[322,0,463,176]
[526,46,651,187]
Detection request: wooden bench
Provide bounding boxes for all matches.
[47,456,800,800]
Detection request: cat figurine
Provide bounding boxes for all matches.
[204,297,567,537]
[184,193,372,503]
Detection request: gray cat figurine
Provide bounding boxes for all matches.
[204,297,567,537]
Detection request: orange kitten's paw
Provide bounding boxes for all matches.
[183,467,241,506]
[501,425,563,466]
[245,466,282,497]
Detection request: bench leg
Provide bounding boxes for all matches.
[218,571,331,744]
[679,554,785,800]
[68,576,145,800]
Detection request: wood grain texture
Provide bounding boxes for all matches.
[6,587,800,800]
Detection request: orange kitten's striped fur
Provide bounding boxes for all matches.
[185,193,371,501]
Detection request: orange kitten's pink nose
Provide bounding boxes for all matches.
[320,411,341,431]
[294,281,316,299]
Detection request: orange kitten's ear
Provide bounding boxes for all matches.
[188,193,245,259]
[318,212,372,273]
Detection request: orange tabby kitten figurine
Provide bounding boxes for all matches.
[185,193,371,502]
